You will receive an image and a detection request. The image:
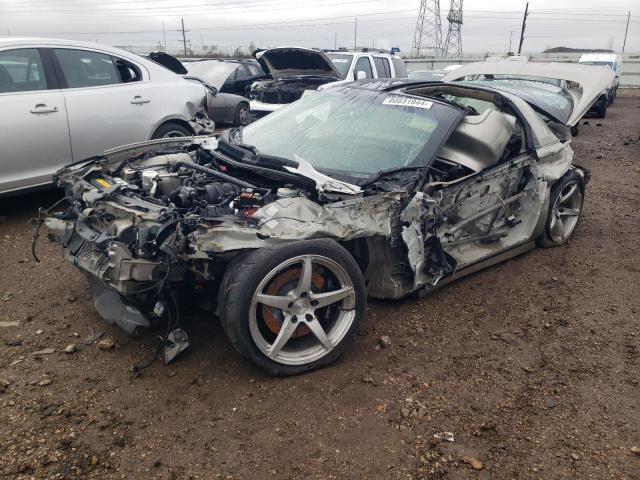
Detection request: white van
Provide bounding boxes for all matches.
[578,53,620,105]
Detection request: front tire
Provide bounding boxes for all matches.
[151,121,192,139]
[219,239,366,375]
[537,170,584,248]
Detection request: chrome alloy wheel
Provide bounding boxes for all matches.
[238,105,249,125]
[249,255,356,366]
[549,180,583,243]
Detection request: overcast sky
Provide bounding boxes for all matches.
[0,0,637,55]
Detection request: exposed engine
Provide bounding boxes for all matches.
[249,75,338,104]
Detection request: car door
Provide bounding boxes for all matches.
[373,56,392,79]
[232,64,252,96]
[51,47,156,162]
[0,47,72,194]
[425,154,546,274]
[352,56,374,80]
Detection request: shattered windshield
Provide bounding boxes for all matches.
[326,53,353,79]
[241,87,461,182]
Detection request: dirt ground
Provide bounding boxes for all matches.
[1,94,639,480]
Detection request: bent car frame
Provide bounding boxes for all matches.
[42,63,613,375]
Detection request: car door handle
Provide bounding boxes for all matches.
[130,96,151,104]
[30,104,58,114]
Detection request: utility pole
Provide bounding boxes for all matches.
[354,17,358,50]
[334,32,337,50]
[162,21,166,51]
[178,18,188,57]
[508,30,513,53]
[622,11,630,53]
[517,2,529,55]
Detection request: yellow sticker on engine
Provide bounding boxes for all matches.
[95,178,111,188]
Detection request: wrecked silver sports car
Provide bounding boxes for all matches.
[42,66,611,375]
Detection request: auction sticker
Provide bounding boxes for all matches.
[382,95,433,109]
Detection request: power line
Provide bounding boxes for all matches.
[0,0,387,14]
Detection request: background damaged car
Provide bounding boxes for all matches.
[248,47,341,119]
[41,65,612,375]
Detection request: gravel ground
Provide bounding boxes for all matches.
[0,94,639,480]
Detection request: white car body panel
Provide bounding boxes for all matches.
[442,61,614,126]
[0,89,72,193]
[0,38,213,195]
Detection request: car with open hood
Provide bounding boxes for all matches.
[0,39,214,196]
[41,64,611,375]
[248,47,341,118]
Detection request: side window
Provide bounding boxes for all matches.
[373,57,392,78]
[113,57,142,83]
[53,49,122,88]
[247,64,262,77]
[391,58,408,78]
[0,48,48,93]
[353,57,373,80]
[235,65,249,80]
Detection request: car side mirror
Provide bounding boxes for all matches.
[208,86,218,96]
[356,70,367,80]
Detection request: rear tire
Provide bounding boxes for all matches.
[595,101,607,119]
[151,122,192,139]
[219,239,366,375]
[537,170,584,248]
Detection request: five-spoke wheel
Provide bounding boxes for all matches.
[538,170,585,247]
[220,240,366,375]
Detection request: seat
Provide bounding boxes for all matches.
[438,109,517,173]
[0,64,15,92]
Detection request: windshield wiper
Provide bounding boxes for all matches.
[216,136,299,171]
[358,165,427,187]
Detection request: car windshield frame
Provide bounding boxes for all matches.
[239,85,464,184]
[326,53,354,79]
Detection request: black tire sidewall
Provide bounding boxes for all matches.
[235,103,249,126]
[151,122,191,139]
[220,239,366,376]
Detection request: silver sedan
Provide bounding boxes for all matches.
[0,38,214,196]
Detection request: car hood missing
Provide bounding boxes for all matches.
[442,61,615,126]
[253,47,341,80]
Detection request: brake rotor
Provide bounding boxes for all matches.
[261,268,326,338]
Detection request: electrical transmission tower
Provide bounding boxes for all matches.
[443,0,463,58]
[411,0,442,58]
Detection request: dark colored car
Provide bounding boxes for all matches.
[186,59,265,97]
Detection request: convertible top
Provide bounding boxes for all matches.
[442,61,614,126]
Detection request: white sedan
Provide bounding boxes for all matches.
[0,38,214,195]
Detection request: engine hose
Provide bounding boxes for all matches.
[173,160,256,189]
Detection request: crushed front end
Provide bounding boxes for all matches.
[41,136,404,346]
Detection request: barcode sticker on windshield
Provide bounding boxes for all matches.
[383,95,433,109]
